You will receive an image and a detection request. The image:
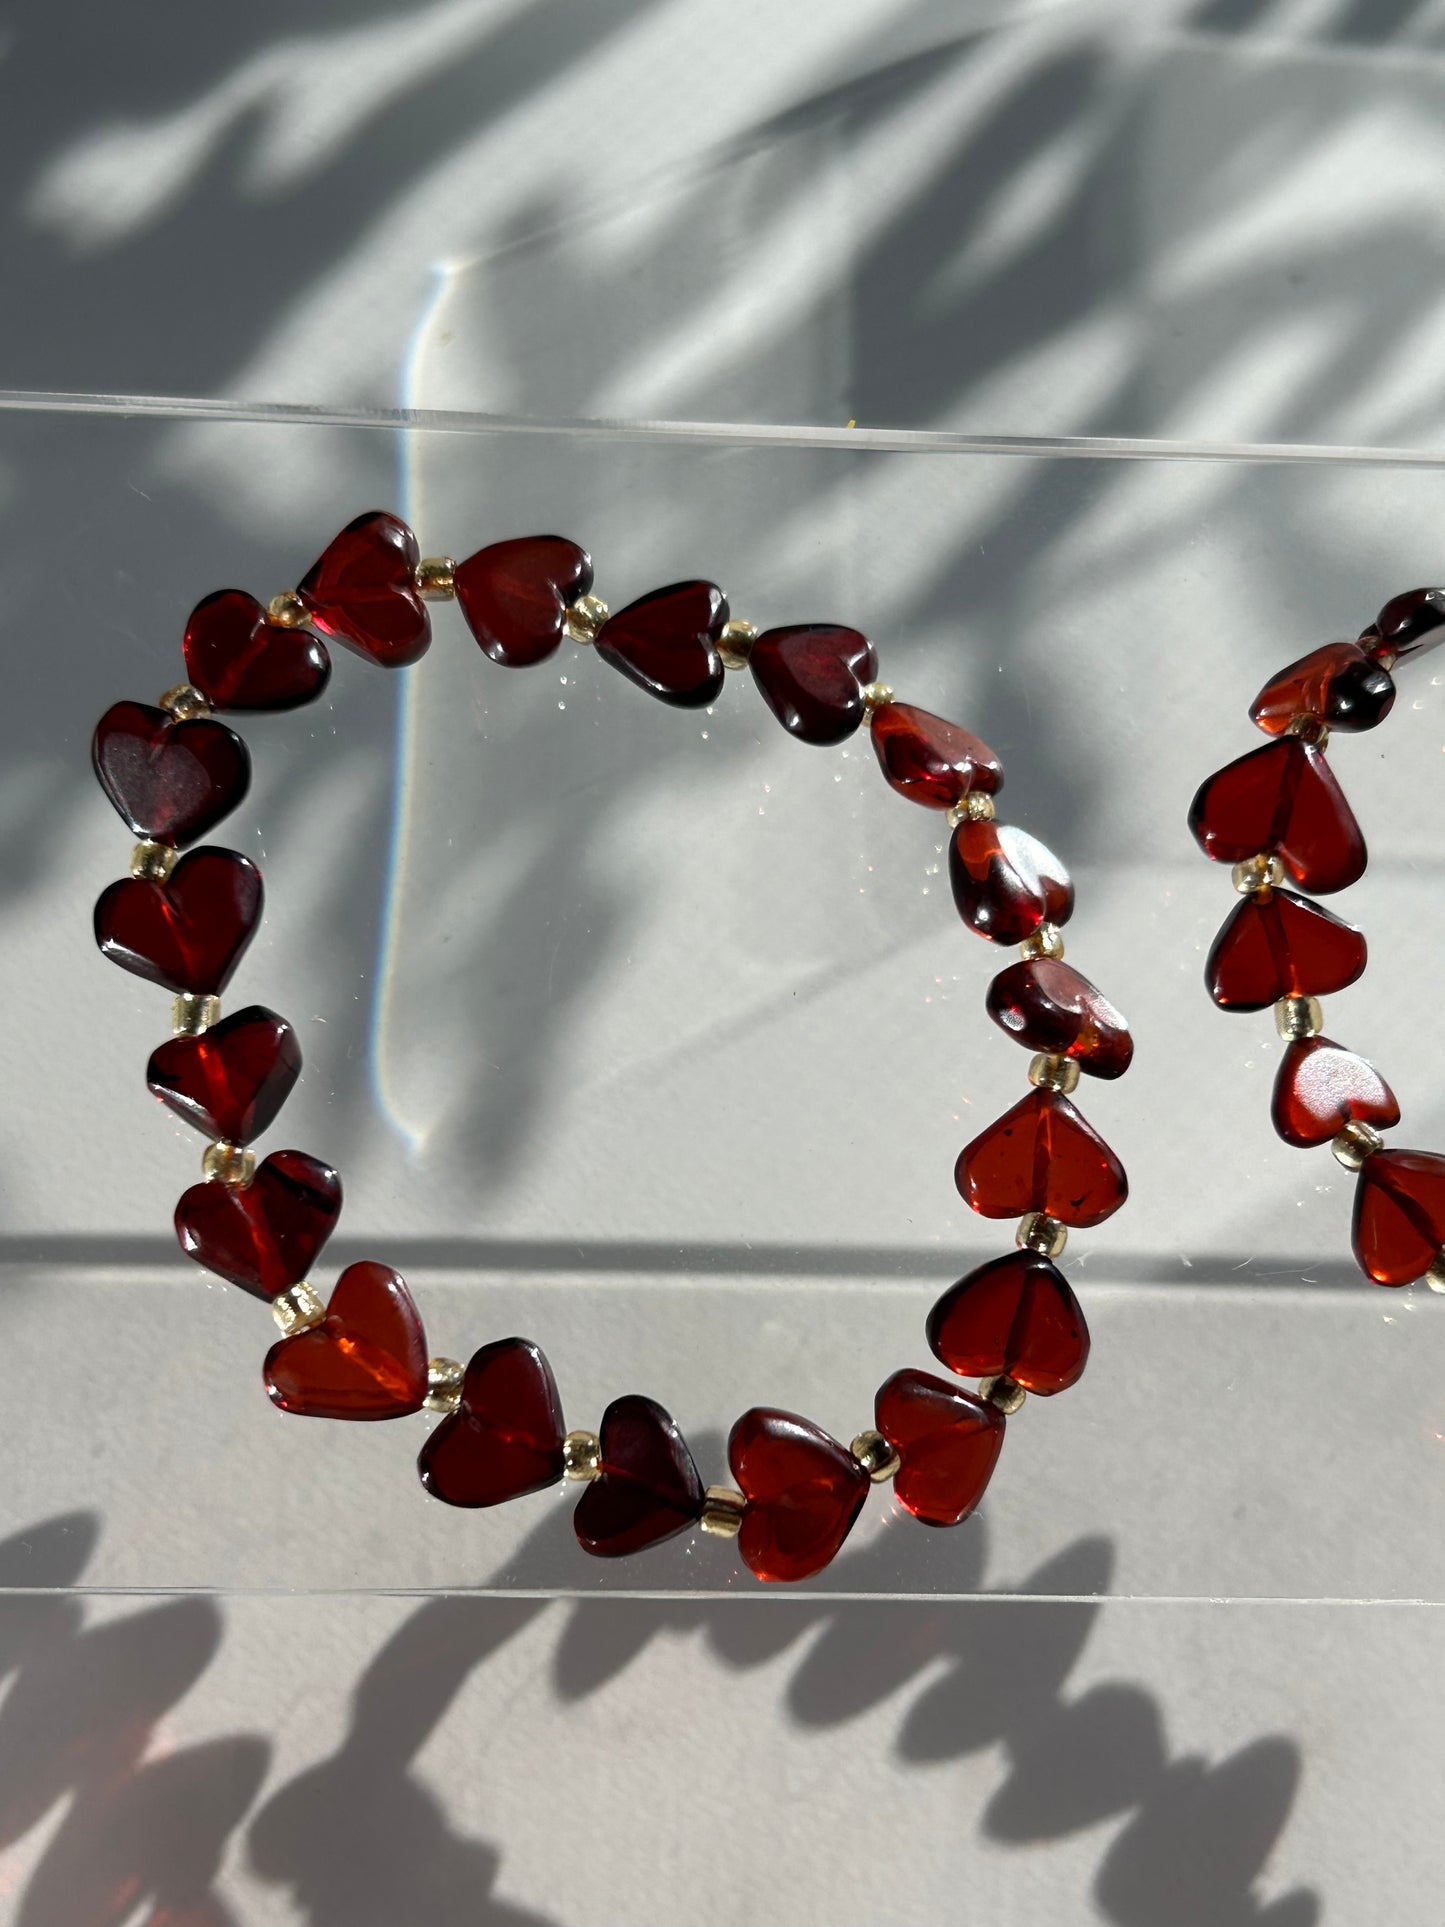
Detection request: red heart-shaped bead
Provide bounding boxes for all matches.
[1271,1037,1399,1149]
[926,1249,1090,1395]
[749,624,877,745]
[92,701,250,848]
[1188,738,1366,894]
[147,1005,301,1143]
[956,1089,1127,1228]
[183,589,331,711]
[297,511,430,668]
[1249,642,1394,736]
[949,820,1074,944]
[264,1261,428,1420]
[94,846,262,995]
[175,1148,341,1299]
[728,1408,869,1583]
[1205,888,1367,1012]
[417,1337,565,1507]
[1353,1150,1445,1285]
[985,958,1133,1080]
[874,1369,1005,1527]
[454,535,593,669]
[573,1394,704,1558]
[595,580,727,708]
[870,701,1003,808]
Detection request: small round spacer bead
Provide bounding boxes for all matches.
[414,556,457,600]
[1425,1258,1445,1295]
[1017,1211,1067,1258]
[946,792,995,828]
[1286,714,1330,748]
[173,992,221,1036]
[699,1485,748,1538]
[562,1430,602,1482]
[565,594,610,645]
[1332,1120,1385,1171]
[1018,923,1065,962]
[130,840,178,882]
[267,591,309,629]
[1028,1051,1080,1095]
[718,619,758,670]
[423,1357,465,1414]
[1275,994,1323,1042]
[1232,854,1285,897]
[272,1281,326,1337]
[861,681,894,714]
[850,1429,901,1483]
[202,1141,255,1186]
[159,683,212,721]
[978,1373,1027,1415]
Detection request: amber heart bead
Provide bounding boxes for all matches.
[957,1089,1127,1228]
[94,846,262,995]
[595,580,727,708]
[175,1149,341,1299]
[1352,1150,1445,1285]
[1367,586,1445,664]
[1187,738,1366,895]
[728,1408,869,1584]
[418,1338,566,1508]
[1271,1038,1399,1149]
[183,589,331,711]
[265,1262,428,1420]
[985,958,1132,1079]
[949,821,1074,945]
[870,701,1003,808]
[297,510,430,668]
[1249,642,1394,736]
[926,1249,1089,1395]
[874,1369,1005,1528]
[1205,888,1367,1012]
[748,624,877,745]
[146,1006,301,1144]
[92,701,250,848]
[454,535,593,668]
[573,1394,704,1558]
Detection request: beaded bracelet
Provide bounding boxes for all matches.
[1188,588,1445,1290]
[90,510,1132,1584]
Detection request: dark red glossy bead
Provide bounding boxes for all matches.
[874,1368,1005,1527]
[870,702,1003,808]
[1352,1150,1445,1285]
[573,1394,704,1558]
[1272,1037,1399,1149]
[728,1408,869,1583]
[926,1249,1089,1395]
[985,958,1132,1079]
[297,511,430,668]
[454,535,593,669]
[949,821,1074,944]
[264,1261,428,1420]
[1249,642,1395,735]
[417,1338,566,1507]
[957,1089,1127,1228]
[748,625,876,745]
[183,590,331,711]
[146,1005,301,1144]
[1188,738,1365,895]
[1205,888,1367,1011]
[94,847,262,996]
[175,1149,341,1299]
[92,701,250,848]
[595,580,727,708]
[1366,587,1445,665]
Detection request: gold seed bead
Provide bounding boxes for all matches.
[159,683,212,721]
[1287,714,1330,748]
[565,594,610,645]
[1018,923,1065,962]
[267,591,308,629]
[946,792,995,828]
[978,1373,1027,1415]
[1231,854,1285,897]
[172,992,221,1036]
[202,1141,255,1186]
[272,1281,326,1337]
[1016,1211,1067,1258]
[1028,1052,1080,1095]
[414,556,457,600]
[562,1430,602,1482]
[718,619,758,670]
[700,1485,748,1538]
[1425,1258,1445,1295]
[423,1357,465,1414]
[1274,994,1323,1041]
[861,681,894,714]
[850,1429,900,1483]
[130,840,178,882]
[1332,1120,1385,1171]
